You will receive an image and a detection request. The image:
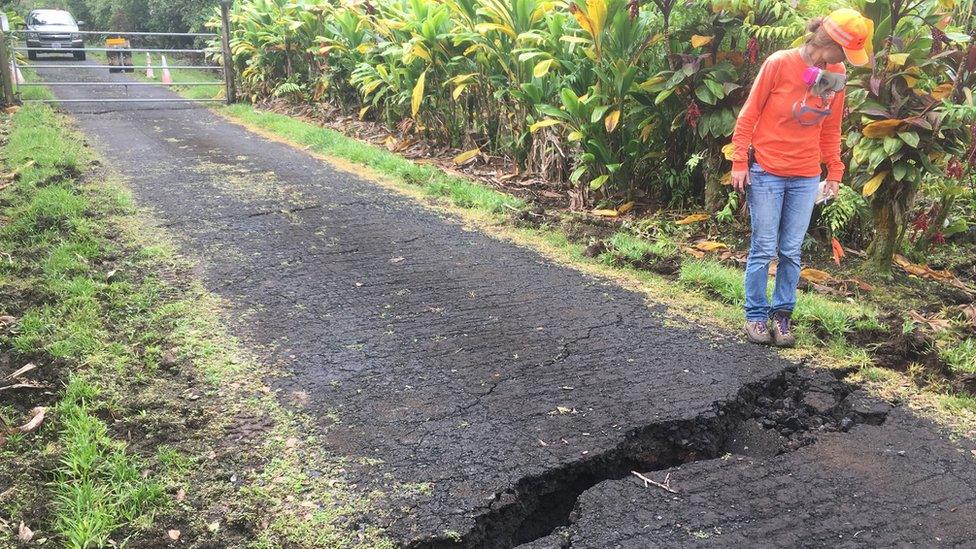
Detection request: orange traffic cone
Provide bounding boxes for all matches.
[146,53,155,79]
[160,55,172,85]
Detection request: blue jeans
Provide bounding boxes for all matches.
[744,164,820,322]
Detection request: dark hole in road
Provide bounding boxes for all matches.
[409,367,891,549]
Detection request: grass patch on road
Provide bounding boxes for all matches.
[0,103,391,546]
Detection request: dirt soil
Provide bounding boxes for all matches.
[33,61,976,548]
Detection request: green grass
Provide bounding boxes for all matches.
[603,231,678,263]
[937,392,976,415]
[0,103,164,546]
[676,259,878,341]
[941,338,976,375]
[223,104,524,215]
[54,378,163,547]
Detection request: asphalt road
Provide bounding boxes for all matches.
[33,57,976,548]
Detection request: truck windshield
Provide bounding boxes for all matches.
[30,11,76,26]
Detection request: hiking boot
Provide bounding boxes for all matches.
[743,320,772,345]
[770,311,796,348]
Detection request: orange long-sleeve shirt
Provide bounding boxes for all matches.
[731,49,846,182]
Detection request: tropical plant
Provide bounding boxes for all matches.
[845,0,975,274]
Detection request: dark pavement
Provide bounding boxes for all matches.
[33,58,976,548]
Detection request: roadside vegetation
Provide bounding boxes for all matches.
[0,103,390,546]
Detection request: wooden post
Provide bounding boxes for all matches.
[0,23,16,107]
[220,0,236,105]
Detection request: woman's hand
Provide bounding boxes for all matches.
[824,180,840,199]
[731,170,750,192]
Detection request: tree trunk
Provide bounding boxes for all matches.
[703,155,726,212]
[864,199,899,275]
[704,175,726,212]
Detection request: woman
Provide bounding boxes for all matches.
[731,8,872,347]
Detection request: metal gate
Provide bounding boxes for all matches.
[0,2,235,107]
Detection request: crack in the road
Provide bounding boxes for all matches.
[405,366,891,549]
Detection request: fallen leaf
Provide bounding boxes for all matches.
[19,408,48,433]
[693,240,728,252]
[452,148,480,165]
[955,303,976,328]
[849,277,875,292]
[591,209,619,217]
[809,280,852,297]
[393,137,418,152]
[167,529,181,541]
[682,246,706,259]
[800,268,833,284]
[5,362,37,381]
[0,315,16,326]
[893,255,957,281]
[0,381,45,392]
[831,237,845,266]
[285,437,299,449]
[908,311,952,333]
[555,406,572,415]
[175,488,186,502]
[617,201,635,214]
[18,522,33,542]
[676,213,709,225]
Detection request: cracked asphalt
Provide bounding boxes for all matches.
[34,59,976,548]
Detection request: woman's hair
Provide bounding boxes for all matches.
[805,16,837,47]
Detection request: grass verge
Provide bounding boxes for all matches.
[0,103,164,546]
[0,103,392,546]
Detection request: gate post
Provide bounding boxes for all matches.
[0,16,16,107]
[219,0,236,105]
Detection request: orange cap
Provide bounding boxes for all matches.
[822,8,873,66]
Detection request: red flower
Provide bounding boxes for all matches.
[932,232,946,245]
[687,101,701,130]
[912,213,929,232]
[746,37,759,64]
